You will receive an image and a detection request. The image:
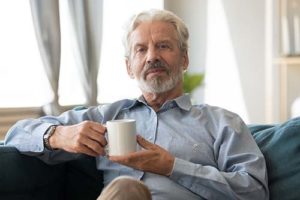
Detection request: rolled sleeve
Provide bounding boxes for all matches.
[5,120,54,152]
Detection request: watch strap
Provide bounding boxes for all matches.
[43,125,57,150]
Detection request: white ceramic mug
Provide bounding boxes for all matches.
[106,119,137,156]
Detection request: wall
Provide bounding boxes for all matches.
[0,108,42,140]
[165,0,267,123]
[164,0,206,104]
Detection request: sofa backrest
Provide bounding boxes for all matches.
[249,117,300,200]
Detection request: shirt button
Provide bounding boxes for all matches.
[192,143,201,151]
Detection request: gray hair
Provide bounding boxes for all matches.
[123,9,189,58]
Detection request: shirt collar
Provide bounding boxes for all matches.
[128,93,192,111]
[174,93,193,111]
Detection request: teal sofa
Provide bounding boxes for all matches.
[1,117,300,200]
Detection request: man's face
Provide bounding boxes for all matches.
[126,21,188,94]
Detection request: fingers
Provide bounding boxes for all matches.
[137,135,156,150]
[79,145,100,157]
[78,136,106,156]
[77,121,108,155]
[109,150,148,162]
[78,121,107,147]
[88,121,107,134]
[108,141,174,176]
[108,151,149,172]
[54,121,108,156]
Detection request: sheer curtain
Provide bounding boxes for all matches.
[66,0,103,106]
[30,0,103,114]
[30,0,61,115]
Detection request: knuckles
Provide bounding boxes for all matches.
[73,140,82,150]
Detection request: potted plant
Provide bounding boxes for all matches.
[183,72,205,93]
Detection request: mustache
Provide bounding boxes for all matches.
[141,60,170,80]
[144,60,167,71]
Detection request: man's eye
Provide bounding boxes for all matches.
[158,44,169,49]
[137,47,146,53]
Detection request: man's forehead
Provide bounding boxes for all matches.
[130,21,178,44]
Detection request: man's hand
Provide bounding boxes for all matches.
[49,121,107,157]
[109,135,175,176]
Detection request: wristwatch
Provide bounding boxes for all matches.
[43,125,57,150]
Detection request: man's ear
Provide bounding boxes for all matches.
[126,59,135,79]
[182,51,189,71]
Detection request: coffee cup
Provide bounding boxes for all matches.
[106,119,137,156]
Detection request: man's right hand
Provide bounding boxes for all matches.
[49,121,107,157]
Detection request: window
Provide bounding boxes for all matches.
[0,0,51,107]
[98,0,163,103]
[0,0,163,107]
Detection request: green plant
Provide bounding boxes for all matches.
[183,72,205,93]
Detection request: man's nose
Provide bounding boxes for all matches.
[146,48,160,64]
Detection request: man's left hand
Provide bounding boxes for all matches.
[109,135,175,176]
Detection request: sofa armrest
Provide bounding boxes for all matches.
[0,145,103,200]
[0,146,66,199]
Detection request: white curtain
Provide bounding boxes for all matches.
[30,0,62,115]
[30,0,103,114]
[67,0,103,106]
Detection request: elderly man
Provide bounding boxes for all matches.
[5,9,269,199]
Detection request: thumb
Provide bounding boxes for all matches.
[137,135,156,150]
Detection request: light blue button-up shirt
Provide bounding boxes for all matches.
[5,94,269,200]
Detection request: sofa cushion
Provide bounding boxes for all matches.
[249,117,300,200]
[65,155,103,200]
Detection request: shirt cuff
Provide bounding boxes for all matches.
[169,157,192,182]
[21,122,54,152]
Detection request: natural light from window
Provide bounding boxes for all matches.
[0,0,163,107]
[98,0,163,103]
[204,0,249,122]
[0,0,51,107]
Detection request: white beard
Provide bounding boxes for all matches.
[137,69,183,94]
